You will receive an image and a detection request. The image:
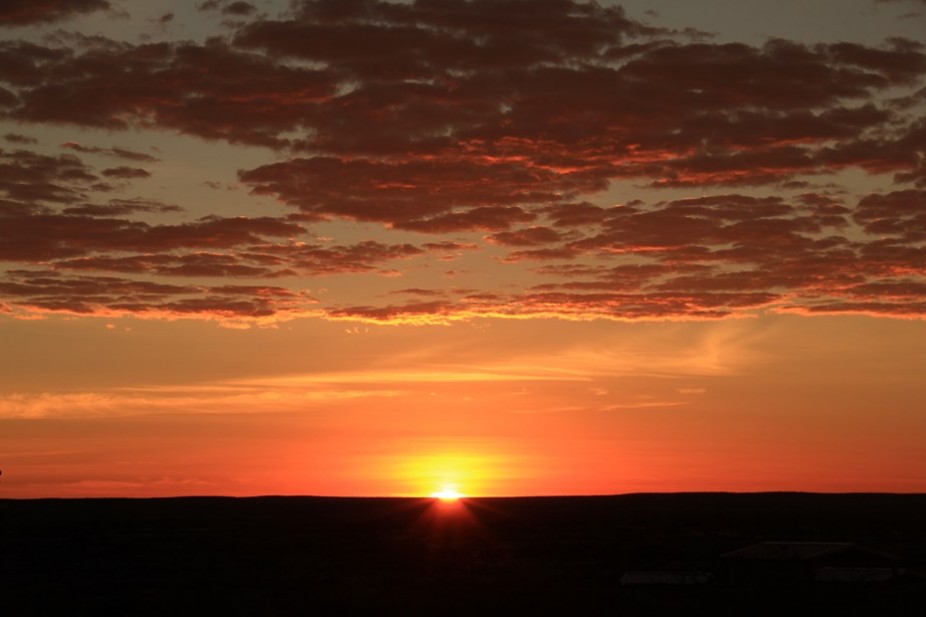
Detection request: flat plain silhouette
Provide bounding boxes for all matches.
[2,493,925,615]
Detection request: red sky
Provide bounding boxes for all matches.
[1,0,925,497]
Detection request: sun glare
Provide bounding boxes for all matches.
[430,485,465,501]
[393,450,502,498]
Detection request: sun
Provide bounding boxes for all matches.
[430,485,466,501]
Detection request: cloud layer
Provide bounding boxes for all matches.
[1,0,925,323]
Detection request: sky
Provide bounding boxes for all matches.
[1,0,925,498]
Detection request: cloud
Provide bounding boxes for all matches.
[0,1,925,322]
[223,2,256,16]
[239,156,601,229]
[62,198,182,216]
[51,253,293,278]
[315,186,926,321]
[101,166,151,179]
[6,39,337,148]
[4,132,36,144]
[0,147,97,203]
[0,146,452,320]
[0,147,445,321]
[61,142,160,162]
[0,270,317,323]
[487,226,564,247]
[853,189,926,239]
[0,209,303,261]
[0,0,110,27]
[1,4,920,199]
[242,240,424,275]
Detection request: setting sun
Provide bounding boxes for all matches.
[389,449,510,498]
[430,486,466,501]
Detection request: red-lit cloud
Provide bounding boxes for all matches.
[1,0,925,322]
[0,146,435,320]
[0,269,315,322]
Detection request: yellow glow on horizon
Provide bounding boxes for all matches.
[430,485,465,501]
[391,449,512,498]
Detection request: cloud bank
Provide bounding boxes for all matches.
[1,0,925,323]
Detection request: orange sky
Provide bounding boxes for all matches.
[3,314,924,497]
[1,0,926,497]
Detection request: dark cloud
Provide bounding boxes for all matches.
[391,287,450,297]
[61,142,160,162]
[3,229,425,283]
[240,156,600,227]
[52,253,293,278]
[223,2,256,16]
[0,149,303,261]
[237,0,656,80]
[487,226,564,247]
[0,3,920,214]
[245,240,424,275]
[0,144,456,320]
[0,270,314,321]
[101,166,151,180]
[854,189,926,240]
[0,0,110,26]
[62,198,183,217]
[320,185,926,321]
[1,1,925,322]
[0,208,303,261]
[0,147,97,203]
[229,11,924,220]
[0,85,17,108]
[7,39,337,147]
[4,132,36,144]
[543,202,611,228]
[0,41,68,85]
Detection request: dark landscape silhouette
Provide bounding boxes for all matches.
[2,493,925,615]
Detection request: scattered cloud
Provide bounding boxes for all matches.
[0,1,925,322]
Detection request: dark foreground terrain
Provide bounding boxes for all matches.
[2,493,926,615]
